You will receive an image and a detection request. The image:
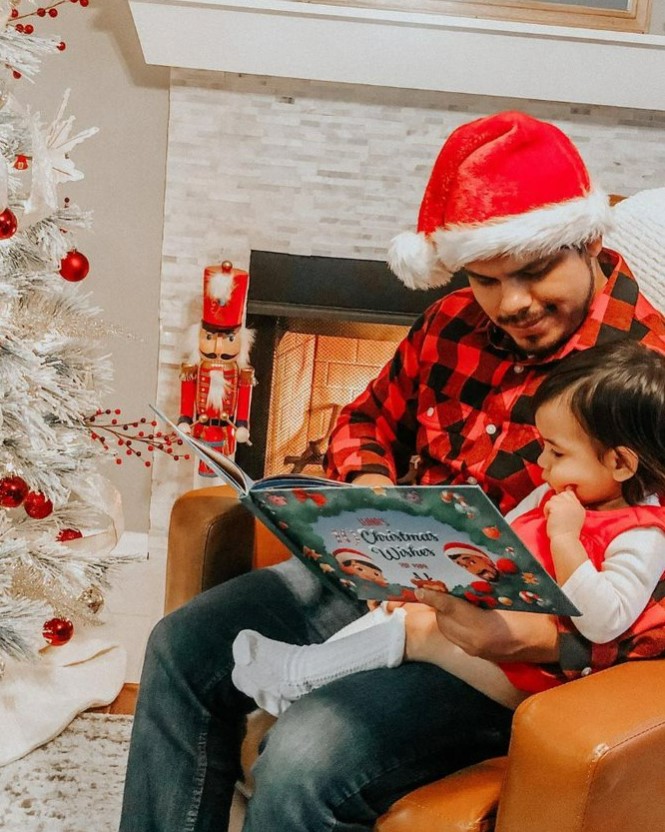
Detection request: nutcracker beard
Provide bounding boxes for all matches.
[206,368,227,410]
[193,365,237,477]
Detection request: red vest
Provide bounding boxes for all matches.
[500,492,665,693]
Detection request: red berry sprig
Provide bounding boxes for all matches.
[86,410,190,468]
[8,0,90,57]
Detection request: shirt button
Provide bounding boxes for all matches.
[426,407,435,417]
[580,667,592,677]
[466,476,478,485]
[485,424,497,436]
[514,364,524,374]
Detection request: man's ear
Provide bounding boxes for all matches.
[608,446,639,482]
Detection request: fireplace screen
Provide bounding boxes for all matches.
[264,322,408,477]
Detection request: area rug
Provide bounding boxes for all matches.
[0,713,133,832]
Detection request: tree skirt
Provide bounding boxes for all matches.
[0,713,132,832]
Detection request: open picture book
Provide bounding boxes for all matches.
[153,407,579,616]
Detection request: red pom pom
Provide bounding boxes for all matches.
[496,557,520,574]
[59,250,90,282]
[0,207,18,239]
[24,491,54,519]
[0,475,29,508]
[43,617,74,646]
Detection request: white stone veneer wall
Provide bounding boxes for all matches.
[149,69,665,589]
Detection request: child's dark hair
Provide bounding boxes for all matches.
[532,340,665,505]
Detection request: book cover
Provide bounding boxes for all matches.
[251,484,579,615]
[152,406,579,616]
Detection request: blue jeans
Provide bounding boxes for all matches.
[119,558,513,832]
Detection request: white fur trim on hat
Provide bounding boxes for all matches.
[435,188,613,274]
[333,548,377,566]
[444,541,486,559]
[604,188,665,314]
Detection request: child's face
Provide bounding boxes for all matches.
[535,395,625,509]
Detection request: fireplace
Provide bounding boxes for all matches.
[236,250,465,480]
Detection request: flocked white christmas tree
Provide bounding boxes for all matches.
[0,0,131,667]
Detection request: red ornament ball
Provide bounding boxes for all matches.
[0,475,29,508]
[24,491,54,519]
[496,557,520,575]
[0,207,18,240]
[470,580,494,594]
[43,617,74,646]
[59,250,90,282]
[57,528,83,542]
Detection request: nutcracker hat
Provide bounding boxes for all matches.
[333,548,381,568]
[444,541,490,561]
[202,261,249,330]
[388,111,613,289]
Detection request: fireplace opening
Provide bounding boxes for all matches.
[235,250,464,480]
[264,320,407,478]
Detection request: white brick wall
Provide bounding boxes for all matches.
[149,69,665,568]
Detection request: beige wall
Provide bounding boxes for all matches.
[19,0,169,531]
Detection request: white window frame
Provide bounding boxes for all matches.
[296,0,652,33]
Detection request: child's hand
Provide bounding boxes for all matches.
[543,490,585,541]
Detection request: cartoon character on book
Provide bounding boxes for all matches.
[445,541,500,581]
[334,548,389,587]
[179,261,255,477]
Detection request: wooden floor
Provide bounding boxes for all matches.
[90,682,139,715]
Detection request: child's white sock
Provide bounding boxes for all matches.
[231,608,406,716]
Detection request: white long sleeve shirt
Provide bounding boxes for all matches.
[506,484,665,643]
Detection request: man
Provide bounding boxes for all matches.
[120,111,665,831]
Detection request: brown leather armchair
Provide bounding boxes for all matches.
[166,485,665,832]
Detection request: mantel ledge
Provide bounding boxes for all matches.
[128,0,665,110]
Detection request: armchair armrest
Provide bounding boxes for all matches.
[378,659,665,832]
[496,658,665,832]
[165,485,256,614]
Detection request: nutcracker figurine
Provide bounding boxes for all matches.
[179,261,255,477]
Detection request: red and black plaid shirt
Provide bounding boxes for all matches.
[325,249,665,517]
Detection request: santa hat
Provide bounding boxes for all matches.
[333,548,378,567]
[604,188,665,313]
[444,541,488,561]
[202,261,249,330]
[389,111,613,289]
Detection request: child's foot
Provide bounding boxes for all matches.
[231,610,406,716]
[231,632,314,715]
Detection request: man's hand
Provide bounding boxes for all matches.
[415,588,560,664]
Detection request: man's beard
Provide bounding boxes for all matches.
[502,259,596,359]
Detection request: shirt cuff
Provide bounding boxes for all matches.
[557,626,593,673]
